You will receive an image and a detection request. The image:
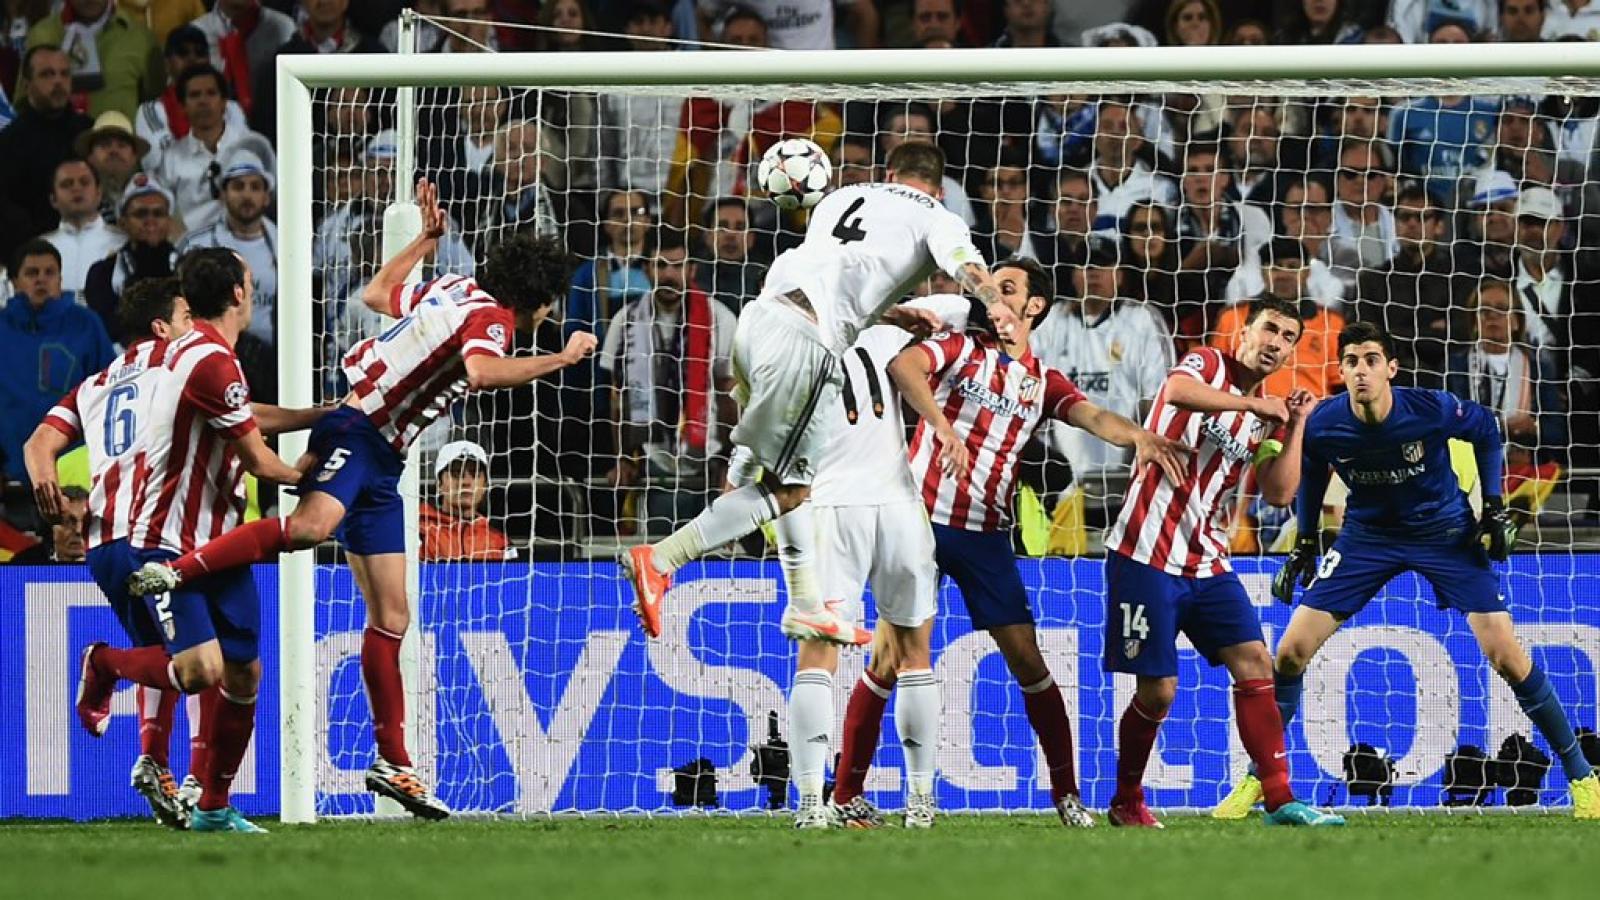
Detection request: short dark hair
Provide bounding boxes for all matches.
[1394,181,1432,210]
[54,157,99,186]
[1260,237,1307,268]
[1244,292,1304,329]
[21,44,64,81]
[885,141,945,186]
[176,63,228,103]
[645,225,689,259]
[994,255,1054,329]
[60,485,89,502]
[1183,141,1223,167]
[721,4,768,34]
[179,248,246,320]
[13,238,61,273]
[118,276,183,343]
[477,232,574,313]
[1338,321,1398,360]
[880,101,937,132]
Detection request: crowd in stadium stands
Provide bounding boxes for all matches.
[2,0,1600,557]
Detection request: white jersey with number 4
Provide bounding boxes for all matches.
[759,182,986,357]
[811,294,970,507]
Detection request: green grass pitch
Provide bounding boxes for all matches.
[2,814,1592,900]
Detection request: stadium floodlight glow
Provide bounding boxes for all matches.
[276,41,1600,824]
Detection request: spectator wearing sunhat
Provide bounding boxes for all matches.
[420,440,513,562]
[83,172,176,342]
[75,109,149,224]
[151,61,273,232]
[134,24,249,171]
[177,146,276,347]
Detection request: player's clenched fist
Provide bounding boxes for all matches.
[1247,395,1290,425]
[560,332,598,365]
[1272,535,1319,604]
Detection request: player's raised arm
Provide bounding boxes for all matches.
[1164,369,1289,423]
[1064,400,1191,485]
[463,332,597,391]
[1258,388,1318,507]
[360,178,447,317]
[889,339,970,479]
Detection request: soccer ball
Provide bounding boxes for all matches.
[757,138,832,211]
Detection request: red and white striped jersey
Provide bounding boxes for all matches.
[1107,347,1281,578]
[907,332,1086,532]
[46,323,259,554]
[42,340,170,550]
[342,275,514,453]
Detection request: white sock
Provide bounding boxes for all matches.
[773,502,821,614]
[896,668,939,796]
[654,483,781,573]
[788,668,834,803]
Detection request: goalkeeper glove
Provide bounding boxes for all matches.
[1479,497,1518,562]
[1272,535,1319,605]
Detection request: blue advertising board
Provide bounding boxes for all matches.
[3,556,1596,818]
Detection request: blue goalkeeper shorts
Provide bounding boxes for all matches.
[1300,532,1505,617]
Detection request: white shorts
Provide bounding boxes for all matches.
[729,300,841,486]
[815,500,939,628]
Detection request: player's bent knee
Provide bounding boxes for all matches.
[173,652,223,693]
[1136,677,1177,715]
[222,659,262,697]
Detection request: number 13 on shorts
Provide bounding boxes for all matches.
[1120,602,1150,639]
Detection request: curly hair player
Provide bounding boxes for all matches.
[127,180,597,819]
[1213,321,1600,820]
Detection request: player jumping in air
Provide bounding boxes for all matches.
[126,182,596,819]
[622,141,1021,646]
[33,254,323,832]
[767,291,970,830]
[1104,295,1344,829]
[1213,321,1600,819]
[858,258,1190,829]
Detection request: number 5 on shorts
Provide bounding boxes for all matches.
[1120,602,1150,639]
[317,447,351,481]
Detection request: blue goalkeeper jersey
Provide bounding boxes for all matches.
[1298,388,1503,544]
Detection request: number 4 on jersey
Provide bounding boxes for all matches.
[832,197,868,244]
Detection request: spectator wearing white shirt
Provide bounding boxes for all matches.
[1226,177,1347,306]
[1088,98,1178,232]
[153,63,275,232]
[191,0,294,114]
[1550,0,1600,38]
[135,25,250,172]
[598,3,682,195]
[1031,238,1172,480]
[176,148,277,348]
[1330,140,1399,272]
[698,0,881,50]
[41,159,125,295]
[1389,0,1496,43]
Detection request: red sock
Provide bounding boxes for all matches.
[1234,678,1295,811]
[363,626,411,768]
[1021,676,1079,801]
[189,686,220,785]
[831,670,891,805]
[94,644,176,690]
[1115,697,1166,806]
[138,686,179,767]
[199,688,256,812]
[173,517,288,583]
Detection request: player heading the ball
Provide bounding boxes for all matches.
[126,180,596,820]
[623,141,1022,645]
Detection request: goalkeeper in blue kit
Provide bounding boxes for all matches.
[1214,322,1599,819]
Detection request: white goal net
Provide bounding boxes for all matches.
[288,44,1600,818]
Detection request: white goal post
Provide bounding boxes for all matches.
[275,42,1600,824]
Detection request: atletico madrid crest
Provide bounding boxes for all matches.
[1124,639,1142,659]
[1019,375,1041,406]
[1402,441,1424,463]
